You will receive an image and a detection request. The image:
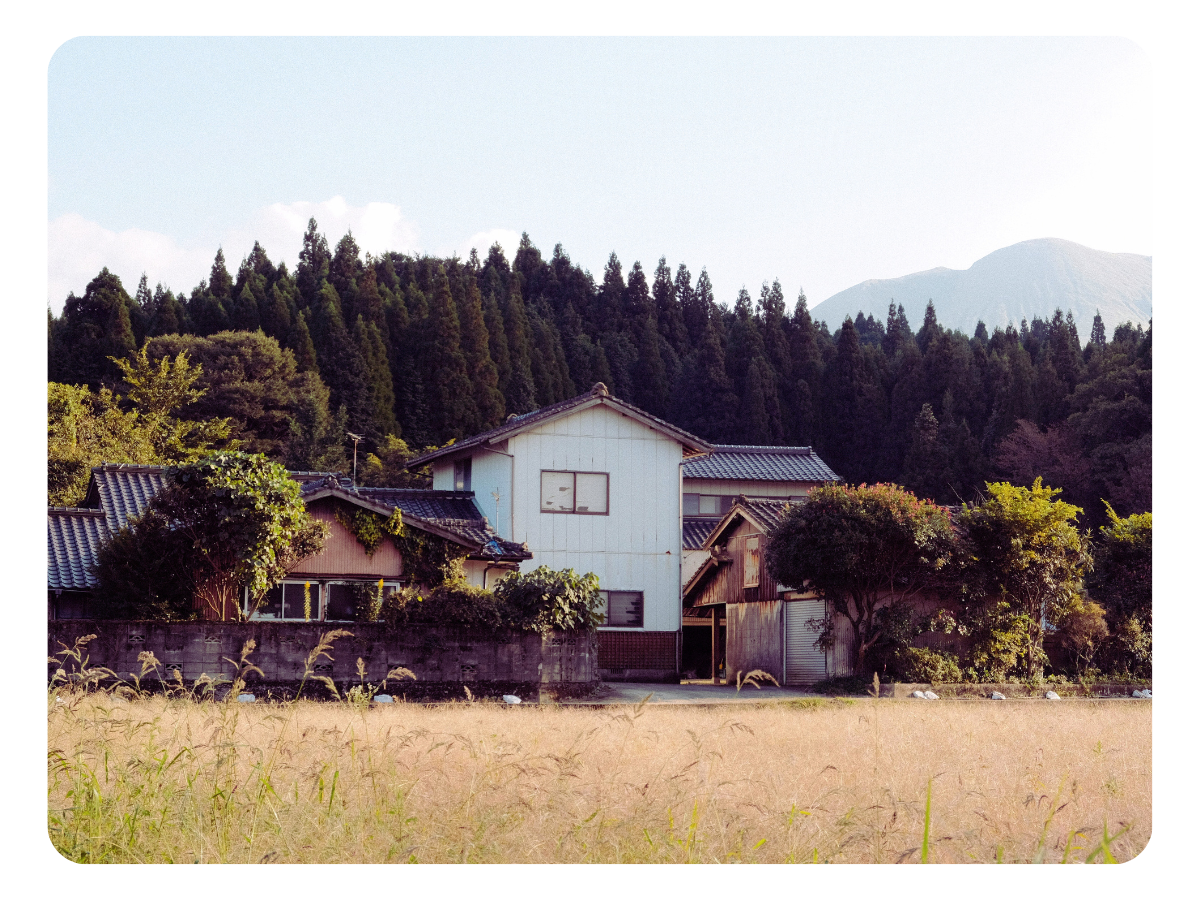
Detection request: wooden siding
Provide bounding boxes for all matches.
[295,498,404,579]
[689,517,779,608]
[726,600,784,683]
[509,405,683,635]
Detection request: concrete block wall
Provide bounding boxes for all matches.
[49,620,598,691]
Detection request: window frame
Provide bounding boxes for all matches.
[744,536,761,588]
[598,589,644,628]
[682,493,734,518]
[323,579,402,622]
[539,469,610,515]
[454,458,472,492]
[244,580,320,622]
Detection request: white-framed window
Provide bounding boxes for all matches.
[540,470,609,514]
[246,580,317,621]
[599,590,643,627]
[245,580,400,622]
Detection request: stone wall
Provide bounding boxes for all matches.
[49,620,597,700]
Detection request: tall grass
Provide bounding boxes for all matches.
[47,687,1150,863]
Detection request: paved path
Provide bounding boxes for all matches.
[557,682,821,705]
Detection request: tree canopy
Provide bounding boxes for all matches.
[146,452,328,620]
[764,482,955,674]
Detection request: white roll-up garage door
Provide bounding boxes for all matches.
[785,599,827,684]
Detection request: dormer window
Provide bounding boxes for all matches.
[454,458,472,492]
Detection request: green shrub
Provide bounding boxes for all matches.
[492,566,604,634]
[381,582,504,630]
[893,647,963,684]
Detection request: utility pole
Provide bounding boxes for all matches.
[347,432,364,486]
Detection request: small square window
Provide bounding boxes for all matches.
[599,590,643,627]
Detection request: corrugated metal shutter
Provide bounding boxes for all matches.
[785,599,827,684]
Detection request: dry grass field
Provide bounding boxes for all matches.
[47,690,1150,864]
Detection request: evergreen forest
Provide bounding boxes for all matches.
[48,221,1151,527]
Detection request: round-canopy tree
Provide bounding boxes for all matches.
[149,452,328,620]
[764,482,955,675]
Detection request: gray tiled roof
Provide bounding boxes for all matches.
[683,518,719,550]
[83,464,165,530]
[48,508,111,590]
[354,487,531,559]
[737,497,797,532]
[406,383,712,468]
[682,445,841,483]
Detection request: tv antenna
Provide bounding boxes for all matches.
[347,432,365,486]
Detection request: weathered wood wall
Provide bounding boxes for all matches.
[726,600,784,683]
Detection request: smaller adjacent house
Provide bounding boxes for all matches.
[682,496,854,685]
[47,464,530,622]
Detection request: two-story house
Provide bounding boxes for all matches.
[406,382,712,682]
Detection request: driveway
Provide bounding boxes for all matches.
[557,681,822,705]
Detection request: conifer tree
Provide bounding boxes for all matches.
[288,309,318,373]
[633,313,669,416]
[916,300,942,354]
[596,252,625,333]
[329,232,362,320]
[209,248,235,305]
[482,289,513,405]
[425,266,478,442]
[353,315,398,441]
[501,275,536,414]
[149,283,184,337]
[882,301,915,359]
[653,257,687,356]
[297,218,332,308]
[55,268,137,386]
[456,271,505,428]
[902,403,950,501]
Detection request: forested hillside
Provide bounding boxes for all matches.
[48,220,1151,525]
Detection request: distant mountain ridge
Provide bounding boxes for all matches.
[813,238,1151,338]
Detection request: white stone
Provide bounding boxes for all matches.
[911,690,927,699]
[1132,689,1151,699]
[991,692,1006,700]
[374,694,394,703]
[923,691,939,700]
[237,693,256,703]
[1044,691,1061,701]
[502,694,522,705]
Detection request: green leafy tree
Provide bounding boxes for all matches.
[1088,503,1151,675]
[764,483,955,675]
[93,509,196,620]
[48,383,155,506]
[148,452,328,620]
[956,478,1092,679]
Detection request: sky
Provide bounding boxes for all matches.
[48,37,1151,317]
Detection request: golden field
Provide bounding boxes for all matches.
[47,690,1150,864]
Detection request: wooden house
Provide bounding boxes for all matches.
[682,497,854,685]
[407,382,712,681]
[47,464,530,622]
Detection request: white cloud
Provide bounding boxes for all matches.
[48,197,423,313]
[458,229,521,266]
[240,196,421,267]
[48,213,213,312]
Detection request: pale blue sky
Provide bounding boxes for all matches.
[48,37,1151,315]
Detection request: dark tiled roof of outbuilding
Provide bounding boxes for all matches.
[82,464,165,530]
[406,382,712,468]
[737,497,797,532]
[683,518,720,550]
[48,508,111,590]
[682,445,841,483]
[356,487,531,559]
